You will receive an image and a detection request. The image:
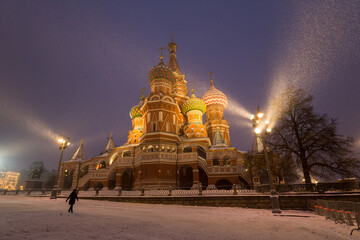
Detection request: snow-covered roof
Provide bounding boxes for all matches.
[103,131,116,153]
[210,127,228,149]
[69,138,87,161]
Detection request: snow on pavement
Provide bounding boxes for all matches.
[0,196,357,240]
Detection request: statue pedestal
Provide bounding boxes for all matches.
[25,180,44,190]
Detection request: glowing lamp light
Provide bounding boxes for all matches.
[254,127,261,134]
[257,112,264,118]
[265,120,270,125]
[58,138,64,143]
[250,115,255,120]
[67,142,70,146]
[266,128,271,133]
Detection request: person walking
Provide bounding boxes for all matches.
[66,189,79,213]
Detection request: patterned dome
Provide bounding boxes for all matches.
[181,93,206,115]
[202,83,228,109]
[130,105,142,119]
[148,61,175,84]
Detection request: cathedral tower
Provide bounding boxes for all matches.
[140,55,183,144]
[167,37,189,107]
[181,89,207,138]
[202,76,231,147]
[127,98,144,144]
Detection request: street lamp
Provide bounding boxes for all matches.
[251,106,281,214]
[50,135,70,199]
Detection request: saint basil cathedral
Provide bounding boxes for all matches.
[58,39,251,190]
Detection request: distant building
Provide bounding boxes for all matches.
[0,171,20,190]
[58,39,252,190]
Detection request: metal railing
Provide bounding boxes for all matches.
[313,199,360,235]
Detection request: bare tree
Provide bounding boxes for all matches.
[246,151,299,185]
[268,87,360,184]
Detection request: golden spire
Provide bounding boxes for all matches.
[190,81,195,96]
[140,87,146,101]
[159,47,165,62]
[80,137,84,144]
[110,131,113,139]
[208,72,214,86]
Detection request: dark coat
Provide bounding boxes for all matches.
[66,191,79,205]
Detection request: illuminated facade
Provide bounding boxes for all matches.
[0,171,20,190]
[58,40,251,190]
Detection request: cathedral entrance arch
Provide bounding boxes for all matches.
[63,170,74,189]
[179,165,193,189]
[215,179,232,190]
[198,167,208,189]
[107,168,117,190]
[121,168,134,190]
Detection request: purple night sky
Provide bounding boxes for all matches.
[0,0,359,171]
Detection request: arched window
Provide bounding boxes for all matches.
[183,146,192,153]
[223,157,231,166]
[152,123,156,132]
[213,158,220,166]
[97,161,106,169]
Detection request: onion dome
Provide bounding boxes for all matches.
[148,61,175,84]
[202,81,228,109]
[181,92,206,115]
[130,105,142,119]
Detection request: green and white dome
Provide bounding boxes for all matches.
[130,105,142,119]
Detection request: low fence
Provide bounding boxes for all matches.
[2,182,359,197]
[0,184,255,197]
[255,182,360,193]
[312,199,360,235]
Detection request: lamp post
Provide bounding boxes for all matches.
[50,135,70,199]
[251,106,281,213]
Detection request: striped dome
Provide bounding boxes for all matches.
[181,94,206,115]
[148,61,175,84]
[130,105,142,119]
[202,84,228,109]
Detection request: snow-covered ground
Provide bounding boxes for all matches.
[0,196,357,240]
